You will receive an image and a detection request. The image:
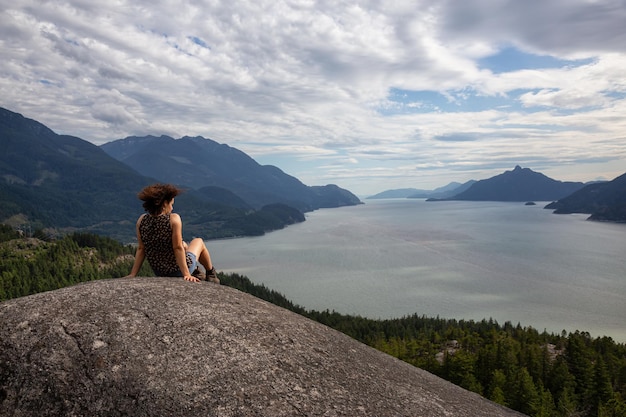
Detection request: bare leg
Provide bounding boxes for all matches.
[186,238,219,283]
[187,238,213,270]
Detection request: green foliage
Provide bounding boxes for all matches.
[0,233,150,301]
[220,204,306,236]
[219,274,626,417]
[219,272,307,314]
[67,232,135,262]
[0,224,20,242]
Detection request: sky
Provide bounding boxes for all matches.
[1,0,626,196]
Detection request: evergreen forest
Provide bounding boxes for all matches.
[1,227,625,417]
[0,225,152,300]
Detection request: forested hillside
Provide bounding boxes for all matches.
[2,229,625,417]
[222,273,626,417]
[0,225,151,299]
[0,107,318,241]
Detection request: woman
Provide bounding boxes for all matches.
[125,183,219,283]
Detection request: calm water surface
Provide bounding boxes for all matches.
[208,199,626,342]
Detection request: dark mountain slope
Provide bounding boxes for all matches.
[194,185,252,210]
[545,171,626,221]
[101,135,361,211]
[450,165,584,202]
[0,107,151,232]
[0,108,306,240]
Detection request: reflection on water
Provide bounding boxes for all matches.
[208,199,626,342]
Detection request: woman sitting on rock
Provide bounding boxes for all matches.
[125,183,219,283]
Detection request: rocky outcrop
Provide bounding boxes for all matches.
[0,278,526,416]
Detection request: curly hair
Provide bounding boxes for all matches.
[138,183,182,215]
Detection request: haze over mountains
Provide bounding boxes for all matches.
[2,105,624,240]
[0,107,360,241]
[371,165,626,222]
[369,166,586,202]
[367,181,476,200]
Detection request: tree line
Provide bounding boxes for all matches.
[1,228,625,417]
[0,226,151,300]
[221,273,626,417]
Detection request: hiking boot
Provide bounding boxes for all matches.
[206,266,220,284]
[191,268,206,280]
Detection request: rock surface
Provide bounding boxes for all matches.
[0,278,526,416]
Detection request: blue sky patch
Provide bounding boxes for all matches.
[479,46,594,73]
[382,88,523,115]
[189,36,209,49]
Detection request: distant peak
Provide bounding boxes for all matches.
[513,165,523,171]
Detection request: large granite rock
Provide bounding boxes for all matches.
[0,278,526,416]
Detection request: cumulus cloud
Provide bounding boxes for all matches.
[1,0,625,194]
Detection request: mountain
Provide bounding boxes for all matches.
[367,188,429,199]
[193,185,252,210]
[0,108,306,240]
[409,180,476,199]
[367,181,476,200]
[101,135,361,211]
[446,166,585,202]
[544,171,626,221]
[0,107,152,237]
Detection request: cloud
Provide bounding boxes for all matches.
[1,0,625,195]
[438,0,626,56]
[433,133,481,142]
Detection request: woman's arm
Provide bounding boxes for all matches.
[170,213,199,282]
[125,215,146,278]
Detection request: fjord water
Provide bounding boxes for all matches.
[209,199,626,342]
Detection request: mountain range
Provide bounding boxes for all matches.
[449,165,585,202]
[371,166,586,202]
[371,165,626,222]
[3,105,623,236]
[0,107,360,241]
[367,181,476,200]
[101,135,360,212]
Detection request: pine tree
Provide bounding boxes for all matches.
[593,357,616,415]
[510,367,539,416]
[488,369,508,406]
